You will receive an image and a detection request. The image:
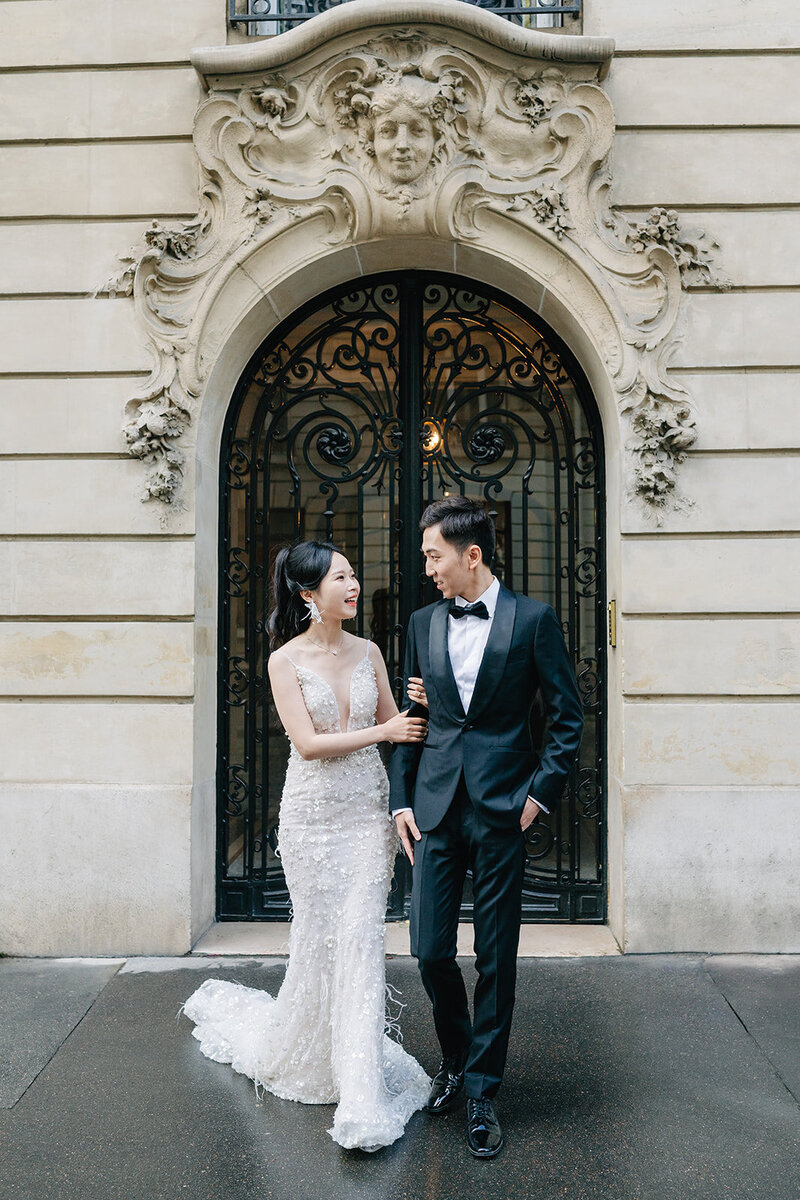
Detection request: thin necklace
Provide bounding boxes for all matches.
[306,631,344,656]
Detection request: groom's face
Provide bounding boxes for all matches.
[422,524,473,599]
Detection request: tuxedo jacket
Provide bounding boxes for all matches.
[389,583,584,832]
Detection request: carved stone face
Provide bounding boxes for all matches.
[372,102,436,185]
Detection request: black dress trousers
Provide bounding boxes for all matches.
[409,774,527,1100]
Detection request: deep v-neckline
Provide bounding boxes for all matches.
[294,654,373,732]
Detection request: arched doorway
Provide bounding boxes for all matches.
[217,272,606,922]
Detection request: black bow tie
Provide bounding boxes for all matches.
[449,599,489,620]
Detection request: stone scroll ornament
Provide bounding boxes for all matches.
[101,7,728,511]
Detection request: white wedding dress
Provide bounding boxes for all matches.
[183,641,429,1151]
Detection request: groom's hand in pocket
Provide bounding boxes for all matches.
[395,810,422,866]
[520,796,542,831]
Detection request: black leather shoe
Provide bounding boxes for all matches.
[466,1098,504,1158]
[426,1052,467,1114]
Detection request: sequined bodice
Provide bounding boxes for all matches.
[282,648,384,799]
[292,654,378,736]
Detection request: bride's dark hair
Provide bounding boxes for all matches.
[268,540,341,651]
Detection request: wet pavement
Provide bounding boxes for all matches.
[1,953,798,1200]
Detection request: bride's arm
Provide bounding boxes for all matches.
[371,642,401,725]
[267,652,427,761]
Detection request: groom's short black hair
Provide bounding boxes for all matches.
[420,496,496,566]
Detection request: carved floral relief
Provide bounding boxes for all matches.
[102,15,727,512]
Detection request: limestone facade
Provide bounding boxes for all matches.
[1,0,798,955]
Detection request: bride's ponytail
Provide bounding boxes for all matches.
[268,540,339,651]
[268,547,296,650]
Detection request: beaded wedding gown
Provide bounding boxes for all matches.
[183,641,429,1152]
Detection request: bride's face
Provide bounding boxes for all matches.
[306,552,360,621]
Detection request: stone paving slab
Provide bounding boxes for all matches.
[0,958,121,1109]
[0,956,798,1200]
[704,955,800,1103]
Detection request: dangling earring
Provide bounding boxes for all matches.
[304,597,323,624]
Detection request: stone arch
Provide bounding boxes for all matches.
[188,226,625,937]
[112,3,725,525]
[194,227,625,494]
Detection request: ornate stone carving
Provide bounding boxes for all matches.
[101,187,223,499]
[247,77,294,134]
[329,57,479,215]
[105,1,726,510]
[122,349,194,502]
[513,69,568,130]
[243,185,304,227]
[624,207,728,289]
[507,183,572,240]
[619,367,697,506]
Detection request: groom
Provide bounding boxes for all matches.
[389,496,584,1158]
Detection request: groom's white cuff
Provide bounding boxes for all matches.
[527,795,550,816]
[391,807,413,818]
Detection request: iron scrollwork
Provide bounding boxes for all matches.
[218,273,605,922]
[316,424,354,466]
[228,1,580,30]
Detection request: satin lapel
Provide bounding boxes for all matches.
[428,601,465,718]
[466,584,517,719]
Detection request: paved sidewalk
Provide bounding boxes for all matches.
[1,954,798,1200]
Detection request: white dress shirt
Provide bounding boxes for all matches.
[392,576,547,817]
[448,576,501,712]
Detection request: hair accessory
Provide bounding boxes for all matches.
[304,597,324,624]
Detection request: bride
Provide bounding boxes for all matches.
[183,540,431,1151]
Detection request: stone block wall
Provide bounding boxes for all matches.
[585,1,800,949]
[0,0,798,954]
[0,0,223,955]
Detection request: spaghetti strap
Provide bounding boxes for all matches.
[363,638,371,659]
[273,647,298,667]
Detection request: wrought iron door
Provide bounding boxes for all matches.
[218,273,605,921]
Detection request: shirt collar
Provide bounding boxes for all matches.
[453,575,500,617]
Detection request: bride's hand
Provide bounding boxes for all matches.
[382,710,428,744]
[407,677,428,708]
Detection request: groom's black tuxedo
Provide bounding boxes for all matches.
[390,582,583,827]
[389,581,583,1100]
